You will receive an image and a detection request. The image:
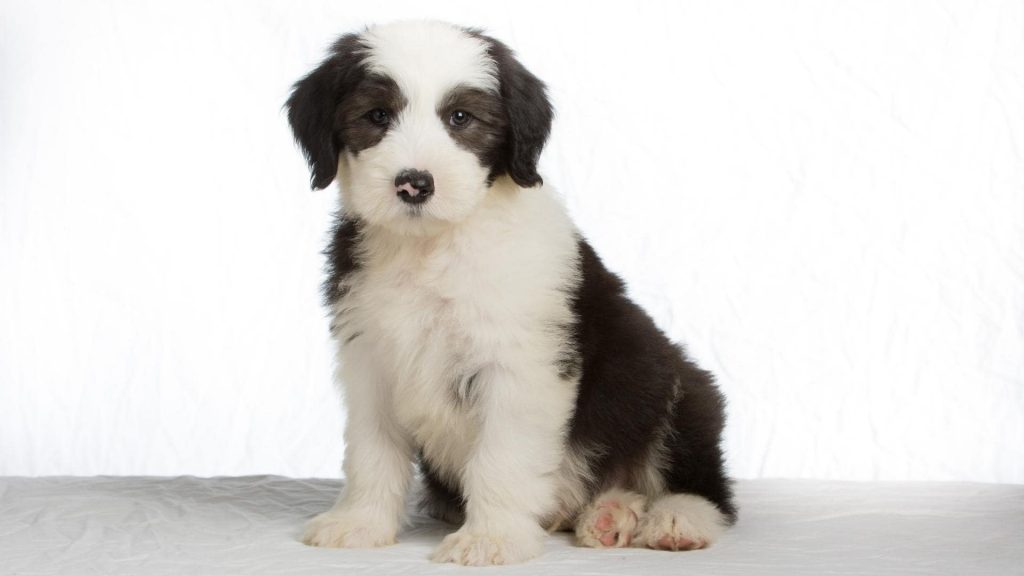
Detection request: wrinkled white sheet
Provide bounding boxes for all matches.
[1,477,1020,575]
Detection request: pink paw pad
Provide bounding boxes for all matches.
[595,511,627,547]
[586,499,637,548]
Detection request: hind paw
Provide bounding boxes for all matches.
[575,490,647,548]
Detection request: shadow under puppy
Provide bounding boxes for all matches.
[286,20,735,566]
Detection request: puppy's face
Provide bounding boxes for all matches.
[287,22,553,233]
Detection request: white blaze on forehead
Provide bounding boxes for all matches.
[360,21,498,102]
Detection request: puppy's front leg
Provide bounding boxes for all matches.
[431,366,573,565]
[304,356,412,548]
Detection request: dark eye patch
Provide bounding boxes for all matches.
[337,74,407,154]
[438,86,508,172]
[439,86,506,127]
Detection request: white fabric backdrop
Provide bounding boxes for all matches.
[1,0,1022,482]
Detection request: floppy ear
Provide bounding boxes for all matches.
[481,36,554,188]
[286,34,365,190]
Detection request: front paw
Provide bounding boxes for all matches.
[302,510,397,548]
[430,525,544,566]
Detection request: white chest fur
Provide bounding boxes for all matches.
[331,183,581,479]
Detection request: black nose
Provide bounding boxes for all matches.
[395,169,434,205]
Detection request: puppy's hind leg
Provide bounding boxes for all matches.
[632,358,736,551]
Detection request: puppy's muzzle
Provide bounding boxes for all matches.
[395,169,435,205]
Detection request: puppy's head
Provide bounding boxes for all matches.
[286,21,552,232]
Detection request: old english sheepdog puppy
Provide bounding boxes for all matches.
[287,20,735,566]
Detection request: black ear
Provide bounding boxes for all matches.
[478,35,553,188]
[286,34,366,190]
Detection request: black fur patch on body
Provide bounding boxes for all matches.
[323,216,362,306]
[565,238,736,522]
[566,238,736,522]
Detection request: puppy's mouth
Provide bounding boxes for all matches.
[403,203,425,217]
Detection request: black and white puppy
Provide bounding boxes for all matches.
[287,20,735,566]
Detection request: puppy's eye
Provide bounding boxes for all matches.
[449,110,472,128]
[367,108,390,126]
